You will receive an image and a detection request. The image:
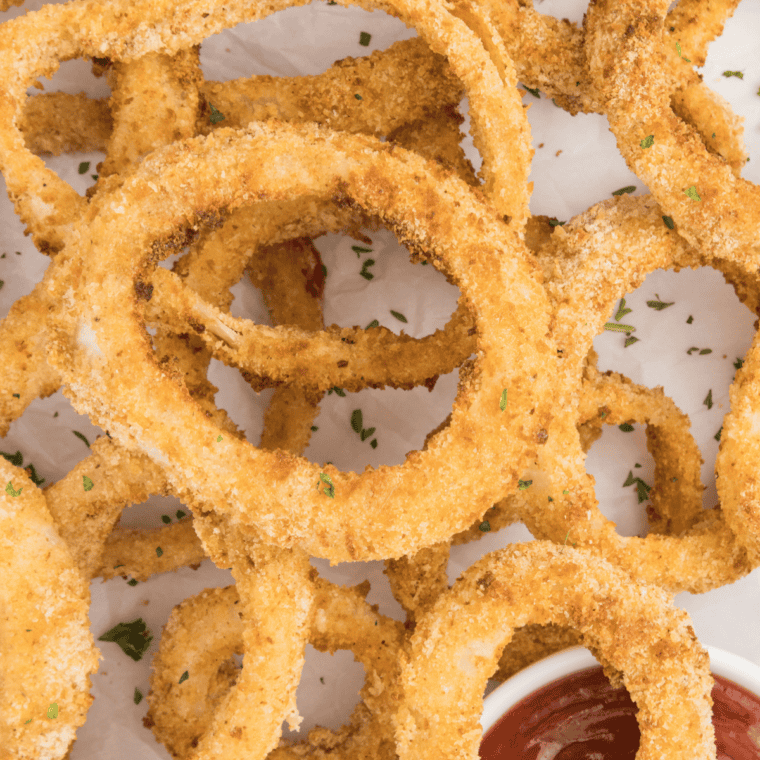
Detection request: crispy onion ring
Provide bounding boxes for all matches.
[517,193,758,592]
[49,123,553,561]
[395,542,716,760]
[584,0,760,264]
[463,0,746,172]
[0,459,99,760]
[148,577,404,758]
[0,0,529,253]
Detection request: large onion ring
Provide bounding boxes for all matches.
[49,123,554,561]
[0,0,529,253]
[395,542,716,759]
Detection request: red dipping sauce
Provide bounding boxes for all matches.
[480,666,760,759]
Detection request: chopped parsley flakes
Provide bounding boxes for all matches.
[98,619,153,661]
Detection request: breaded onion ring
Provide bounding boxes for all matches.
[148,577,404,758]
[395,542,716,760]
[0,459,99,760]
[517,193,759,592]
[584,0,760,265]
[48,123,554,562]
[0,0,530,253]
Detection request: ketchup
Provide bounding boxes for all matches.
[480,666,760,759]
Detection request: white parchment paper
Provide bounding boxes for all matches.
[0,0,758,757]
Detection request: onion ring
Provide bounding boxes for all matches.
[517,193,758,592]
[48,122,553,562]
[148,576,404,758]
[0,458,99,760]
[395,542,716,760]
[584,0,760,264]
[0,0,530,253]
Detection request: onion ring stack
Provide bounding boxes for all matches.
[0,0,758,758]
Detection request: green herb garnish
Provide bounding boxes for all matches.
[354,93,362,100]
[734,357,744,371]
[127,579,138,586]
[176,510,186,520]
[5,481,22,498]
[715,426,723,441]
[704,389,713,409]
[548,219,565,227]
[155,547,163,557]
[640,135,654,149]
[618,422,634,432]
[662,215,675,229]
[686,315,693,324]
[161,515,172,524]
[78,161,90,175]
[179,671,189,684]
[623,470,651,503]
[518,479,533,490]
[319,472,335,499]
[390,310,408,323]
[499,388,508,412]
[684,185,701,201]
[328,387,346,397]
[603,322,635,333]
[359,31,371,46]
[351,409,363,434]
[370,439,378,449]
[614,298,632,321]
[360,427,376,442]
[478,521,491,532]
[365,319,380,329]
[624,336,639,347]
[722,70,744,79]
[82,475,94,492]
[675,41,691,62]
[208,103,225,124]
[359,258,375,280]
[98,619,153,662]
[523,85,540,98]
[0,450,22,467]
[646,293,674,310]
[134,688,143,705]
[352,245,372,256]
[612,185,636,196]
[47,703,58,719]
[73,431,90,447]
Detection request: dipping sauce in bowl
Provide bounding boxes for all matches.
[480,647,760,759]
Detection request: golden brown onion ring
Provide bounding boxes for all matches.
[0,0,529,253]
[49,123,554,562]
[518,193,758,592]
[0,459,99,760]
[395,542,716,760]
[460,0,746,173]
[148,577,404,759]
[584,0,759,265]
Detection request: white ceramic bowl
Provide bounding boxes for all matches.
[481,645,760,734]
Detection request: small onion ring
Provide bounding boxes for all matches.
[395,542,716,760]
[148,577,404,759]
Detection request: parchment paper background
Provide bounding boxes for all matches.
[0,0,758,757]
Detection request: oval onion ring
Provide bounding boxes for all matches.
[48,122,554,561]
[396,541,716,760]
